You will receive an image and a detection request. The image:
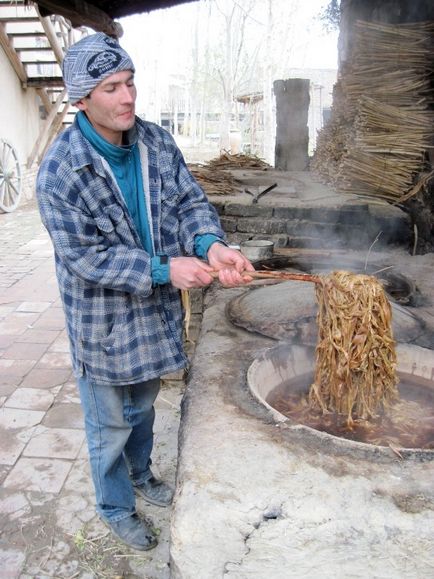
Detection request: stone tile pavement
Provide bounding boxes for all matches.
[0,200,183,578]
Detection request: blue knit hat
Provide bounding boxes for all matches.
[62,33,135,104]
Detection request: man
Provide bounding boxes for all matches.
[36,32,254,551]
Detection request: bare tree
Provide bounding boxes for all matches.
[213,0,254,151]
[261,0,300,162]
[188,2,201,144]
[198,0,213,144]
[262,0,273,162]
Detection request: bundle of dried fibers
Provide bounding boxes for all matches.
[309,270,399,426]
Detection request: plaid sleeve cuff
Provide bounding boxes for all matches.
[151,255,171,286]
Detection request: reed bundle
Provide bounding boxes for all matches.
[187,164,240,195]
[309,271,399,425]
[208,152,270,170]
[212,267,399,425]
[188,153,270,196]
[338,96,434,199]
[312,20,434,202]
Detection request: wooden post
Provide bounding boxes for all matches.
[274,78,310,171]
[35,88,53,115]
[37,11,65,65]
[27,89,67,168]
[0,22,27,83]
[38,99,70,163]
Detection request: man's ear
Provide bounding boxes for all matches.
[75,99,86,111]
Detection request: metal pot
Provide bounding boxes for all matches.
[240,240,274,261]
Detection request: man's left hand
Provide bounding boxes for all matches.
[207,243,255,287]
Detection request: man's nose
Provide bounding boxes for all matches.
[120,84,135,103]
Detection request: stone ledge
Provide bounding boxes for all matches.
[170,255,434,578]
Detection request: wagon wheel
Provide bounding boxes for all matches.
[0,140,22,213]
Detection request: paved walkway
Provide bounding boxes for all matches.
[0,200,181,578]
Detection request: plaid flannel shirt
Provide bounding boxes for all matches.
[36,116,225,385]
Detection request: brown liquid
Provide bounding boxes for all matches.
[267,372,434,449]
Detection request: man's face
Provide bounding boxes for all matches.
[76,70,137,145]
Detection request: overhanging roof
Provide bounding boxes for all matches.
[26,0,197,35]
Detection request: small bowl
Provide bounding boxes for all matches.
[240,240,274,261]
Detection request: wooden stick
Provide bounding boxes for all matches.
[210,270,321,284]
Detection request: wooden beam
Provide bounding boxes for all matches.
[25,77,64,87]
[37,9,65,64]
[35,87,53,114]
[38,97,70,162]
[6,31,46,37]
[22,58,57,66]
[27,88,66,168]
[0,17,40,23]
[15,46,52,51]
[31,0,123,37]
[21,58,58,64]
[0,22,27,83]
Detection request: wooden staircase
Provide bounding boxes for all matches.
[0,0,82,167]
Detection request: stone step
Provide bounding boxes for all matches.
[218,205,411,250]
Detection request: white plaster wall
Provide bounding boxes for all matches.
[0,46,41,171]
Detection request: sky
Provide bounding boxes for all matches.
[119,0,339,115]
[120,1,338,68]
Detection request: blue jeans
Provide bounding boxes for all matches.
[77,373,160,523]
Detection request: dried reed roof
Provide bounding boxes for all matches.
[27,1,196,35]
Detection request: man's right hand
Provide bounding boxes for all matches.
[169,257,214,290]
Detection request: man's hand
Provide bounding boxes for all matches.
[169,257,215,290]
[207,243,255,287]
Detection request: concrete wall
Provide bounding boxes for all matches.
[0,46,41,201]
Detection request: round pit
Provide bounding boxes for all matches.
[247,343,434,460]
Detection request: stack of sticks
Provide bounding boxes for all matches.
[187,164,240,195]
[207,152,271,170]
[312,20,434,202]
[188,152,270,196]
